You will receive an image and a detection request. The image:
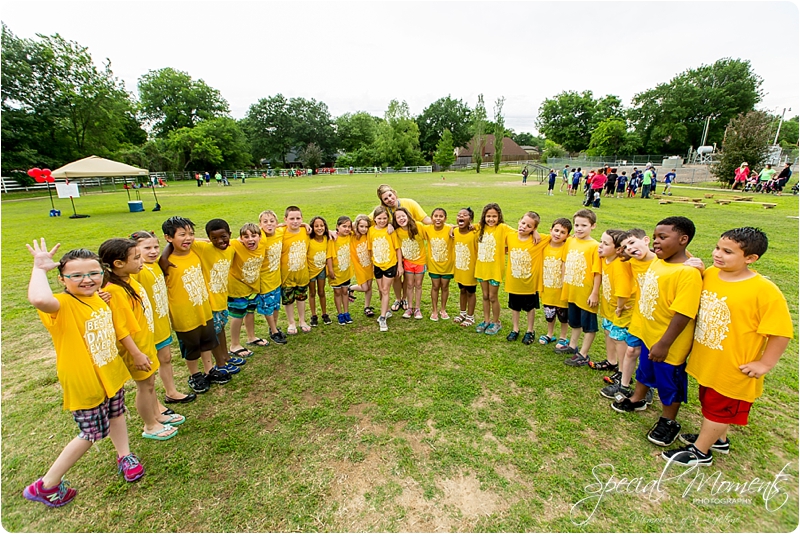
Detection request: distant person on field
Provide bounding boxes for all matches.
[215,172,222,186]
[732,162,749,190]
[663,169,676,195]
[547,168,557,195]
[774,163,792,195]
[561,165,571,193]
[521,166,529,184]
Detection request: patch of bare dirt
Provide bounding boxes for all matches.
[471,391,503,409]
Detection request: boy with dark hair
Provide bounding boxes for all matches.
[160,216,223,394]
[612,216,703,449]
[540,218,572,347]
[662,227,793,466]
[556,209,601,366]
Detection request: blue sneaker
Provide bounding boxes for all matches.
[338,313,346,326]
[345,312,353,324]
[485,322,502,335]
[227,356,247,366]
[220,363,240,375]
[475,321,488,333]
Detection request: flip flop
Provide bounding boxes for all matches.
[228,348,254,358]
[287,325,298,335]
[300,324,312,333]
[142,424,178,441]
[159,413,186,426]
[246,338,269,347]
[348,289,357,303]
[390,300,402,312]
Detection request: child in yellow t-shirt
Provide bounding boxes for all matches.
[663,227,793,466]
[590,230,633,376]
[307,216,331,326]
[327,216,354,325]
[503,212,550,345]
[452,208,478,327]
[394,207,428,320]
[349,214,375,318]
[474,203,514,335]
[227,223,266,355]
[425,208,455,321]
[540,218,571,347]
[24,241,140,507]
[258,210,288,345]
[557,209,601,366]
[131,231,195,404]
[281,206,311,334]
[160,216,220,395]
[99,238,181,441]
[369,206,403,332]
[612,216,703,449]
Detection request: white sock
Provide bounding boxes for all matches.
[459,310,467,317]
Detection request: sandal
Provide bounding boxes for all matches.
[300,324,312,333]
[348,289,357,303]
[229,347,254,358]
[390,300,402,312]
[401,299,409,311]
[555,338,569,349]
[158,413,186,426]
[589,359,618,371]
[439,310,450,320]
[142,424,178,441]
[538,335,554,345]
[287,325,298,335]
[364,306,376,318]
[453,314,465,324]
[246,338,269,347]
[460,316,475,327]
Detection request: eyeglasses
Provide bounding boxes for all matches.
[62,271,104,281]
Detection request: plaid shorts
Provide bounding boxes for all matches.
[72,388,126,442]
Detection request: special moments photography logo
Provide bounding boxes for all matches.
[569,461,793,526]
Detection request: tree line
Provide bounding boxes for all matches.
[2,24,796,183]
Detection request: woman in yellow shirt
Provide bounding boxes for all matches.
[99,238,182,441]
[24,241,141,507]
[307,216,331,326]
[349,214,376,317]
[368,207,403,332]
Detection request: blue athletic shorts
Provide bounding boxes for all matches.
[625,333,643,348]
[601,318,629,341]
[635,345,688,406]
[256,287,282,316]
[155,335,173,351]
[212,310,228,335]
[567,302,599,333]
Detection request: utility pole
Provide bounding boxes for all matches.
[773,107,791,145]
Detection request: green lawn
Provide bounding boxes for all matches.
[2,171,798,532]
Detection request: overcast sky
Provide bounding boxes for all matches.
[3,1,798,134]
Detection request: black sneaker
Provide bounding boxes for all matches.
[506,331,519,342]
[610,397,646,413]
[206,368,232,385]
[603,370,622,384]
[322,314,332,325]
[521,332,535,345]
[679,433,730,454]
[270,331,288,345]
[600,381,632,400]
[187,372,210,394]
[647,417,681,447]
[310,315,319,327]
[661,444,713,466]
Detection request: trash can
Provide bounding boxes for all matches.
[128,200,144,212]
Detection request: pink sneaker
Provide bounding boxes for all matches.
[23,478,77,507]
[414,309,423,320]
[117,453,145,482]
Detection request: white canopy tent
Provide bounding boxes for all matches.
[50,155,149,179]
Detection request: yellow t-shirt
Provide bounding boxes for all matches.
[372,198,427,223]
[396,226,427,266]
[281,229,310,287]
[560,237,601,312]
[133,263,172,345]
[504,233,551,295]
[38,293,131,411]
[474,223,513,282]
[164,251,213,332]
[599,256,634,328]
[307,237,330,279]
[629,259,703,365]
[228,239,265,298]
[191,241,235,312]
[260,227,285,294]
[350,234,373,285]
[687,267,794,403]
[368,226,400,270]
[327,234,353,286]
[454,228,478,286]
[424,224,455,275]
[106,280,160,381]
[541,242,568,308]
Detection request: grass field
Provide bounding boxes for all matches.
[2,170,798,532]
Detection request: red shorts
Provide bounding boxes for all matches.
[402,260,426,274]
[699,385,752,426]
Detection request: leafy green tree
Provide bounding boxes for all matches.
[1,24,143,174]
[536,90,601,153]
[629,58,763,154]
[712,111,772,185]
[771,115,798,150]
[336,112,381,153]
[471,94,487,173]
[493,97,506,173]
[416,96,472,161]
[373,100,425,168]
[167,117,251,171]
[586,118,642,156]
[138,67,229,138]
[433,129,456,170]
[287,97,336,155]
[298,142,324,170]
[511,131,544,150]
[541,139,567,163]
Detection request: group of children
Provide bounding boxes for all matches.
[557,164,676,205]
[24,191,793,507]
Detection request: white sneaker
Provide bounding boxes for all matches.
[385,310,393,319]
[378,317,388,332]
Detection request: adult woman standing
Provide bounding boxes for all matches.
[732,162,749,190]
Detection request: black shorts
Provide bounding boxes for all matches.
[176,321,219,361]
[457,283,477,294]
[544,305,568,323]
[508,293,540,312]
[373,264,397,279]
[567,302,599,333]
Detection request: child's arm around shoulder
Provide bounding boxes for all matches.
[26,238,61,313]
